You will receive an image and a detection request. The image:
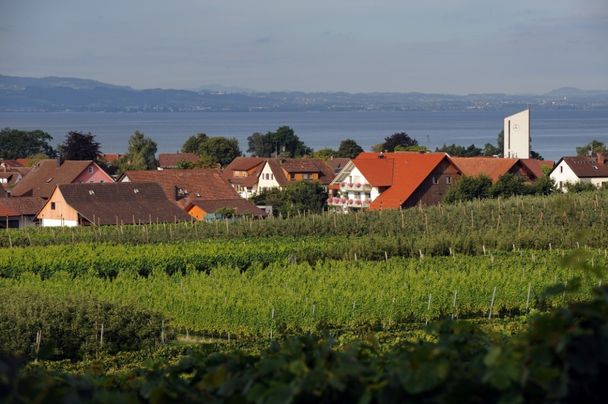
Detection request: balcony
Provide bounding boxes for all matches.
[339,182,372,191]
[327,197,370,208]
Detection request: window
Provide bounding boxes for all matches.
[88,190,95,195]
[51,202,56,210]
[432,176,438,184]
[446,176,452,184]
[302,173,312,180]
[87,166,93,174]
[560,166,563,173]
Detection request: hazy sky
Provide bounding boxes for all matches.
[1,0,606,93]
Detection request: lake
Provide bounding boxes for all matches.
[1,109,607,161]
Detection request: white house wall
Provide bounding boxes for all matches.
[550,160,580,191]
[41,218,79,227]
[257,162,281,192]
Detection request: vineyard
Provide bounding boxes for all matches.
[1,190,607,401]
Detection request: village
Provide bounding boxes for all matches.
[1,109,607,229]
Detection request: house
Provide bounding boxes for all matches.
[549,153,608,191]
[0,161,31,192]
[326,158,351,175]
[37,182,191,227]
[223,157,338,198]
[120,168,248,209]
[10,159,114,198]
[186,199,267,221]
[222,157,268,198]
[451,157,553,183]
[158,153,199,169]
[328,152,461,210]
[0,196,46,228]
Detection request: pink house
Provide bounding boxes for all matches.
[10,159,114,198]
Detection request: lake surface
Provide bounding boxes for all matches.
[1,110,607,161]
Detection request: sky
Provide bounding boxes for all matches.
[0,0,607,94]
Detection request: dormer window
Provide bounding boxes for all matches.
[88,190,95,195]
[133,188,140,194]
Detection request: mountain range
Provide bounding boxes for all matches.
[1,74,607,113]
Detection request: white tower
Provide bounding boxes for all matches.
[503,108,530,158]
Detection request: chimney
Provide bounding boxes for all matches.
[378,152,385,159]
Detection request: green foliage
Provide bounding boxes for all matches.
[58,131,100,161]
[576,139,606,156]
[0,128,57,159]
[176,160,195,169]
[0,288,171,361]
[252,181,327,216]
[490,173,529,197]
[181,133,208,153]
[565,181,597,193]
[247,126,312,157]
[198,136,241,167]
[394,145,429,152]
[444,175,492,203]
[436,143,483,157]
[337,138,363,158]
[381,132,418,152]
[3,282,608,402]
[120,130,158,171]
[312,148,337,159]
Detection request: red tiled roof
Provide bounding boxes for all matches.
[0,197,45,216]
[326,158,351,174]
[559,155,608,178]
[222,157,268,188]
[519,159,554,179]
[351,152,453,210]
[99,153,125,164]
[268,158,337,186]
[158,153,199,168]
[187,198,267,217]
[121,168,241,209]
[10,160,112,198]
[52,182,191,225]
[451,157,518,182]
[0,187,7,198]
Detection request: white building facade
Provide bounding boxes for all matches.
[504,109,531,159]
[328,162,378,210]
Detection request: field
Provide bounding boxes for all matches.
[2,190,608,402]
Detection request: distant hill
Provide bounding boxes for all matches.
[1,74,607,112]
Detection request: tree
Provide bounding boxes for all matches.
[313,148,338,159]
[490,173,529,198]
[576,140,606,156]
[444,175,492,203]
[59,131,100,161]
[381,132,418,152]
[247,126,312,158]
[337,139,363,158]
[394,145,429,152]
[530,175,556,195]
[0,128,57,159]
[252,182,327,217]
[120,131,157,171]
[199,137,241,167]
[436,144,482,157]
[182,133,209,153]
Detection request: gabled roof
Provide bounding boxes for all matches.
[558,155,608,178]
[0,197,45,216]
[267,158,336,186]
[120,168,241,208]
[10,160,111,198]
[519,159,554,179]
[326,158,351,174]
[451,157,519,182]
[371,153,453,210]
[158,153,199,168]
[349,152,454,210]
[224,157,268,172]
[222,157,268,188]
[186,199,267,217]
[49,182,191,225]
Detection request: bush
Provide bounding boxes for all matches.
[0,289,171,361]
[444,175,492,203]
[565,181,597,193]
